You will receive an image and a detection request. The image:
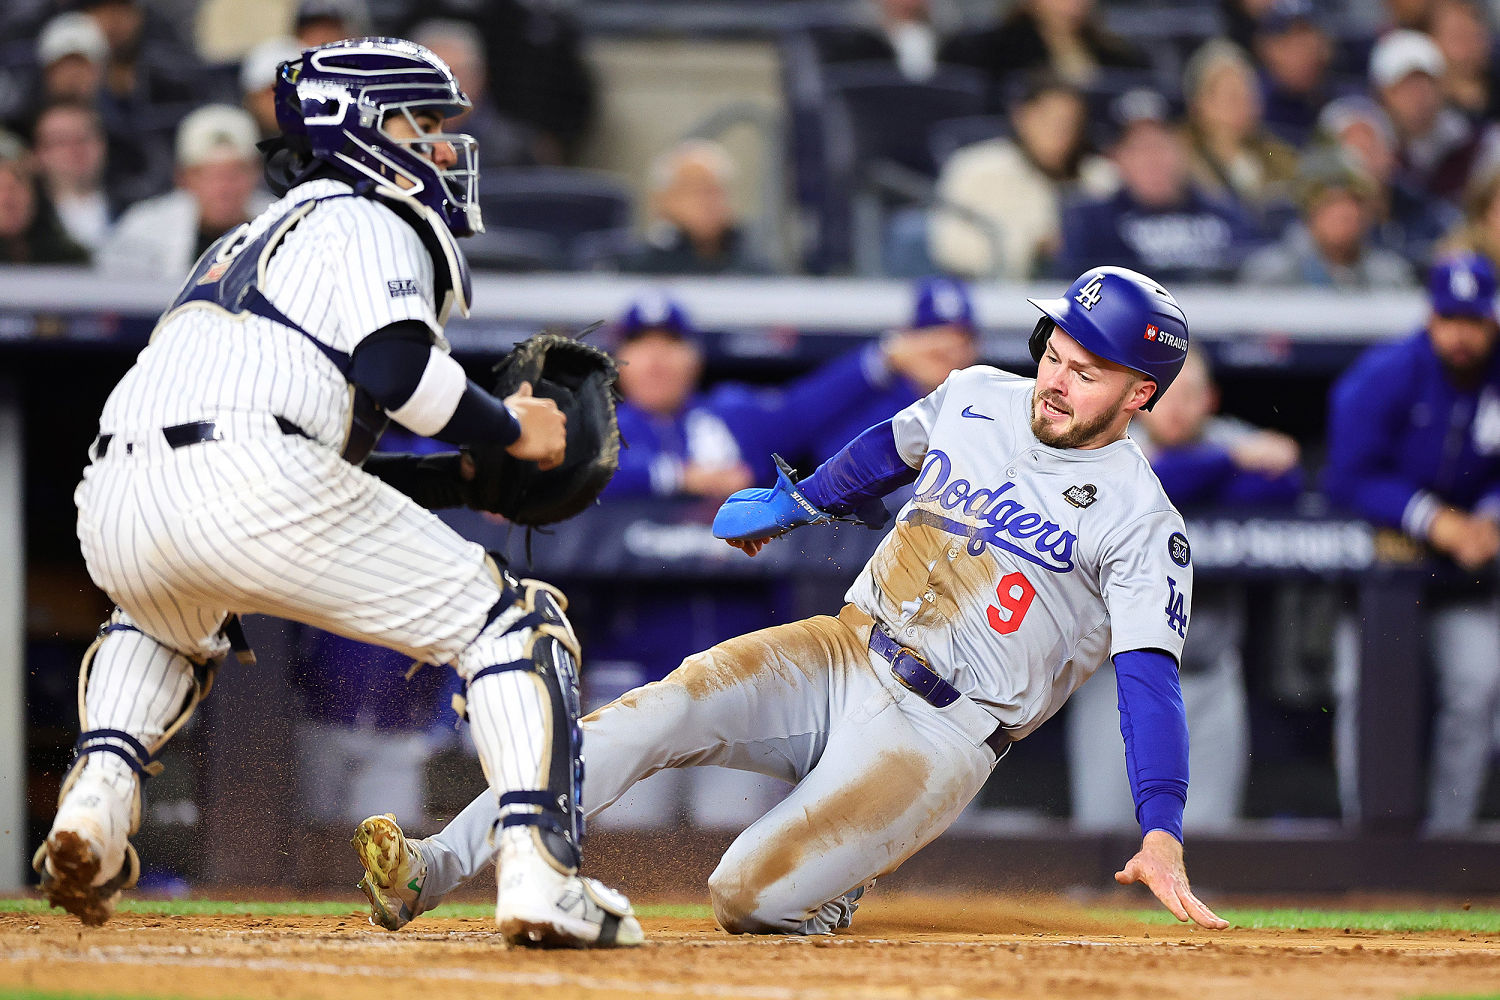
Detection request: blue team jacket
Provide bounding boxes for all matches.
[605,345,904,497]
[1325,328,1500,535]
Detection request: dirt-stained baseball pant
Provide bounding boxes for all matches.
[419,605,1001,934]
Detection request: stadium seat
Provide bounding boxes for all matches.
[476,168,635,271]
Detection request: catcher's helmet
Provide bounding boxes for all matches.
[274,37,482,236]
[1026,266,1188,410]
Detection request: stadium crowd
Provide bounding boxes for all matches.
[0,0,1496,283]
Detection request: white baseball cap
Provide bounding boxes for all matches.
[37,13,108,68]
[1369,29,1446,89]
[239,36,301,96]
[175,104,260,168]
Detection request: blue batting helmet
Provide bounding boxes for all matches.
[1026,266,1189,410]
[274,37,482,236]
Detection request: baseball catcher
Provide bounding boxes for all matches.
[38,37,638,947]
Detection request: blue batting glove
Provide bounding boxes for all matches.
[712,455,832,541]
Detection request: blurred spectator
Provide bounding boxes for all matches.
[617,140,772,277]
[1429,0,1500,120]
[1240,152,1415,288]
[807,0,958,82]
[1444,167,1500,268]
[1069,351,1302,834]
[1220,0,1281,51]
[82,0,207,109]
[30,98,114,252]
[938,0,1150,92]
[1372,28,1500,203]
[398,0,596,165]
[1325,253,1500,833]
[1318,94,1460,264]
[929,74,1115,279]
[294,0,369,48]
[96,104,264,279]
[809,275,979,459]
[1252,0,1338,147]
[36,11,108,104]
[1387,0,1439,29]
[1055,89,1259,283]
[1182,39,1300,227]
[239,36,301,140]
[0,131,89,265]
[411,20,535,168]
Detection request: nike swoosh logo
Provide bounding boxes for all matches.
[960,406,993,421]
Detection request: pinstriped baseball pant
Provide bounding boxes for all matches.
[69,418,546,856]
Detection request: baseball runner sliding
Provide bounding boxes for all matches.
[356,266,1229,934]
[38,37,641,947]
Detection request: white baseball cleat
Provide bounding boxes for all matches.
[35,774,139,926]
[495,848,644,948]
[352,813,430,931]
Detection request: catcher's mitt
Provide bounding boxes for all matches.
[467,328,623,526]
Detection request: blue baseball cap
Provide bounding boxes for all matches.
[911,276,975,331]
[1428,254,1498,320]
[618,291,698,343]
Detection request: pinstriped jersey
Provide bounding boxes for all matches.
[845,366,1192,739]
[97,178,445,450]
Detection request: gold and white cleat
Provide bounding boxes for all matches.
[352,813,429,931]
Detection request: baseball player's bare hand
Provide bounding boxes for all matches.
[504,382,567,471]
[883,328,977,392]
[1115,830,1228,930]
[1429,508,1500,570]
[727,536,773,557]
[682,461,754,500]
[1229,430,1300,476]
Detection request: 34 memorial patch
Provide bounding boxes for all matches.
[1168,531,1191,566]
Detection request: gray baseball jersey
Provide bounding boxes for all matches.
[846,365,1192,739]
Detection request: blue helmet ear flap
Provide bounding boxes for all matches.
[1028,316,1054,364]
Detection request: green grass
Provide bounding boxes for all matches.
[1098,907,1500,933]
[0,897,712,920]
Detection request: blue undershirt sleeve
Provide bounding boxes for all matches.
[1112,649,1189,842]
[347,322,519,447]
[798,420,918,513]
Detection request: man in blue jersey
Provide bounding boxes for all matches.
[1325,252,1500,832]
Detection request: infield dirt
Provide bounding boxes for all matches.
[2,894,1497,1000]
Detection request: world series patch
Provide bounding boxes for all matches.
[1062,484,1098,509]
[1168,532,1191,566]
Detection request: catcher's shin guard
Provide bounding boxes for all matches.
[458,577,586,874]
[37,610,216,924]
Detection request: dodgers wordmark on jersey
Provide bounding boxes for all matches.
[848,366,1191,739]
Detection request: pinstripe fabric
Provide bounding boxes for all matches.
[76,427,497,663]
[98,179,445,451]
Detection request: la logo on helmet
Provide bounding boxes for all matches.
[1074,274,1105,311]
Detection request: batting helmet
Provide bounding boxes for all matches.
[273,37,482,236]
[1026,266,1189,410]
